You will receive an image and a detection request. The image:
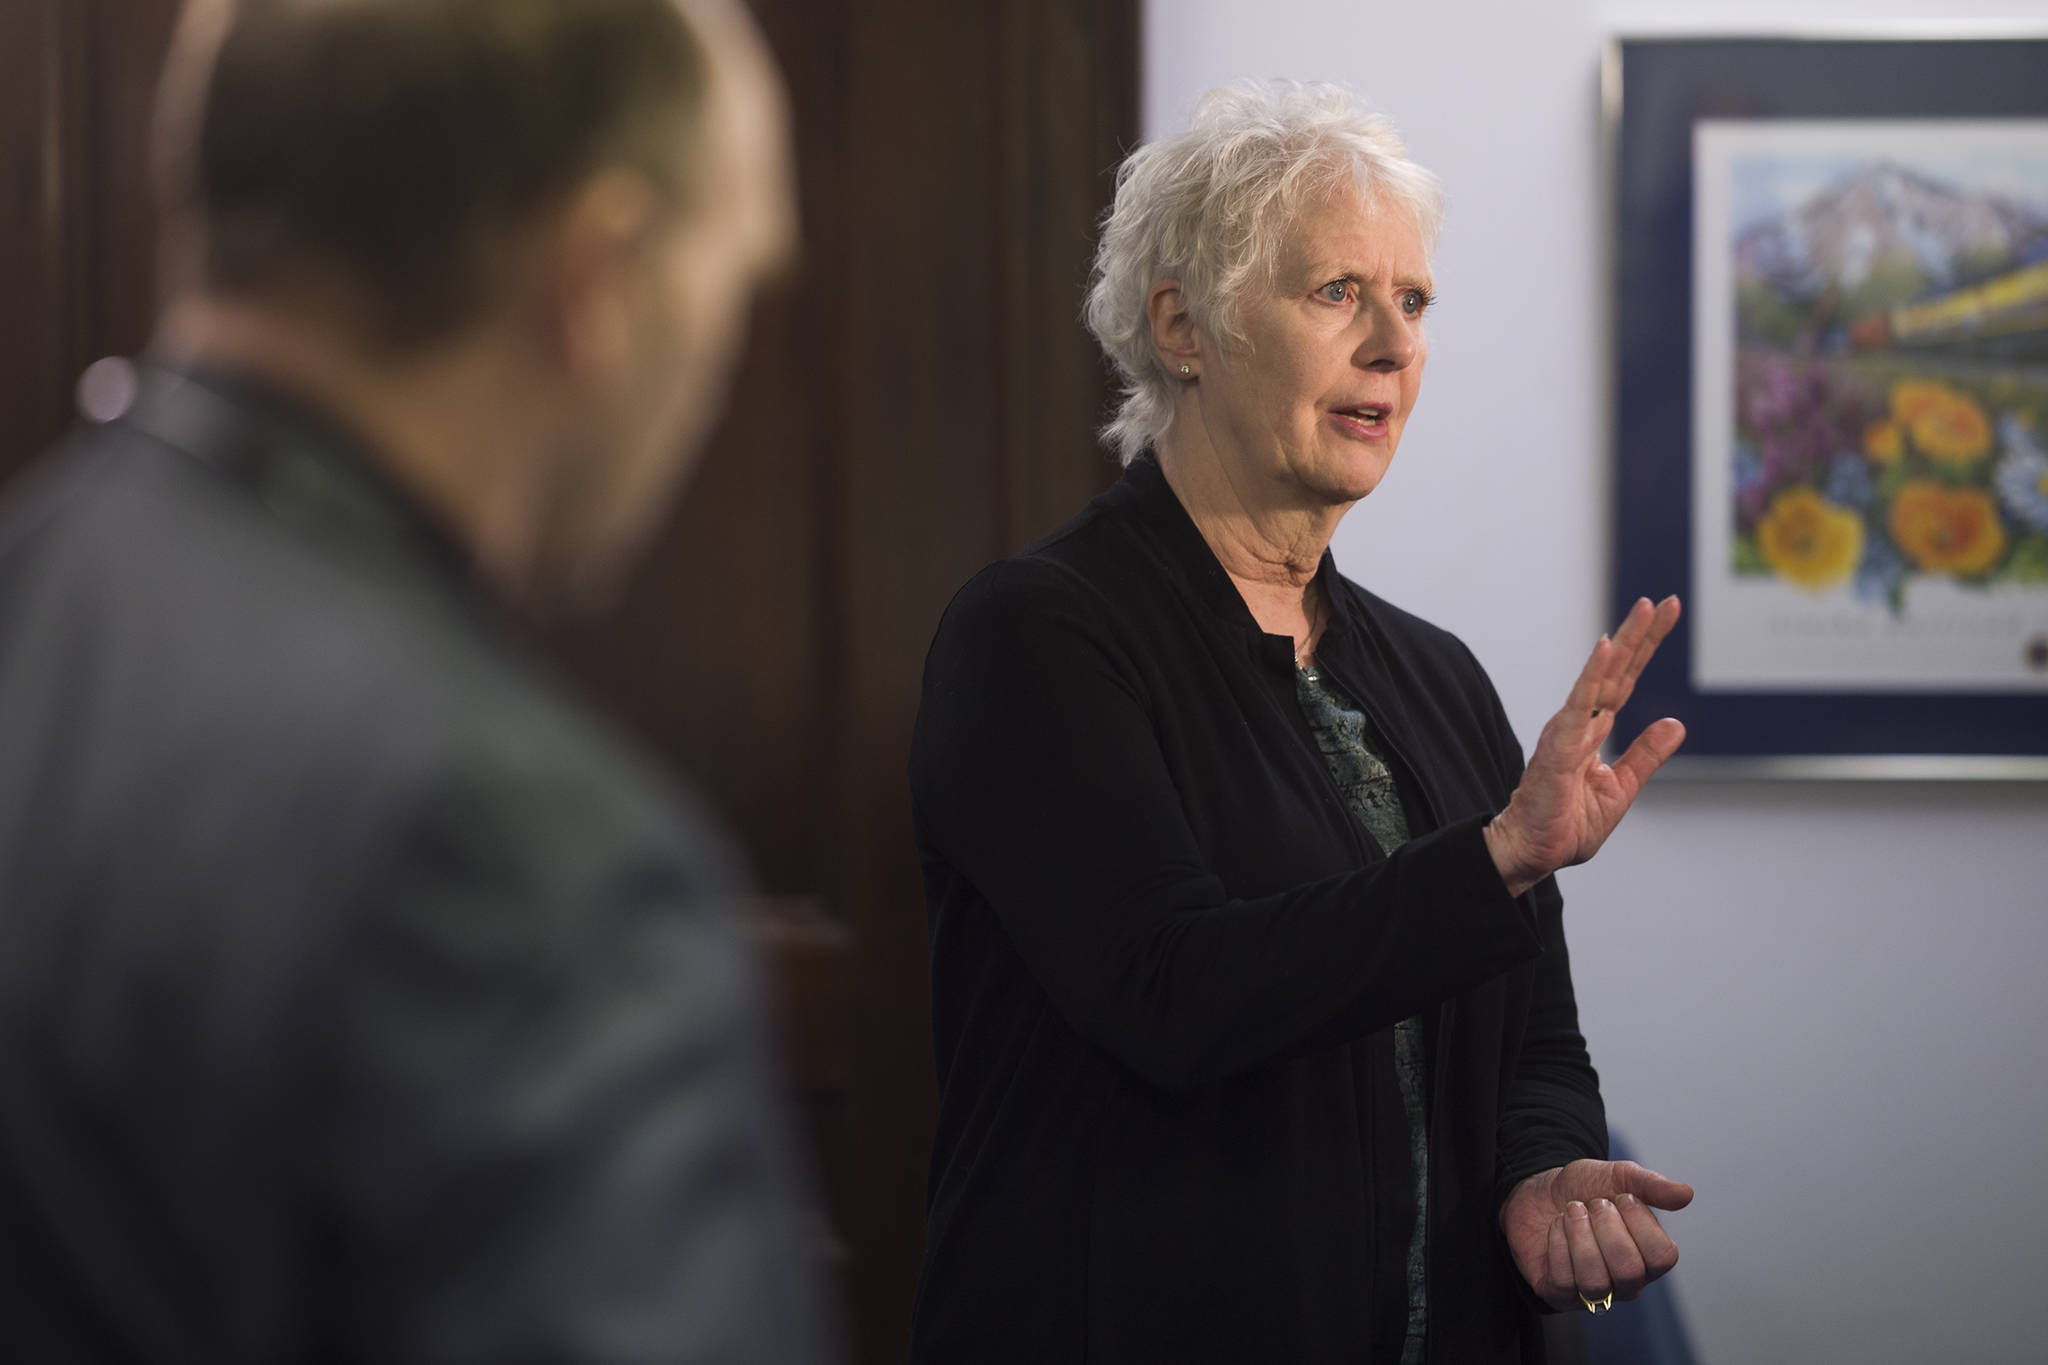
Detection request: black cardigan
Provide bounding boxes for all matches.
[907,457,1606,1363]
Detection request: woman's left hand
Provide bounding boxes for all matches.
[1500,1159,1694,1311]
[1484,596,1685,897]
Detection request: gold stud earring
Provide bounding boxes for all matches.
[1179,364,1192,377]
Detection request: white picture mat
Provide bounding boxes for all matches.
[1691,118,2048,692]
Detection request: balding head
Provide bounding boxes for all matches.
[152,0,797,605]
[156,0,735,348]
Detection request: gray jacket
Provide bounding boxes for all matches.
[0,368,832,1363]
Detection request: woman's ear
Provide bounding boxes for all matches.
[1146,279,1201,380]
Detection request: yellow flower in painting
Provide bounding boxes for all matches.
[1862,419,1905,464]
[1889,378,1953,426]
[1756,487,1864,591]
[1888,481,2008,576]
[1907,390,1993,465]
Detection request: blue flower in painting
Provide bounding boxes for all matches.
[1993,413,2048,533]
[1734,440,1772,530]
[1854,532,1904,608]
[1824,450,1875,509]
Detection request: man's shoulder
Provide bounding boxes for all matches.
[0,425,716,890]
[3,428,484,751]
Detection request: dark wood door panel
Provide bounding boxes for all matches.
[821,5,1135,1356]
[0,4,1137,1361]
[0,0,182,482]
[75,0,184,362]
[0,0,79,479]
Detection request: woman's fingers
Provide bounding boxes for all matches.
[1608,716,1687,794]
[1589,596,1680,717]
[1618,1192,1681,1284]
[1565,1197,1666,1307]
[1588,602,1647,693]
[1613,596,1681,705]
[1566,596,1677,722]
[1556,638,1629,757]
[1560,598,1682,783]
[1587,1198,1649,1300]
[1563,1201,1612,1305]
[1546,1214,1575,1308]
[1562,632,1618,721]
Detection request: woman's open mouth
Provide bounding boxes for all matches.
[1329,404,1390,438]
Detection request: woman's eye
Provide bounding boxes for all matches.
[1401,288,1434,315]
[1319,280,1350,303]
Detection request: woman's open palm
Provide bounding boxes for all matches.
[1485,597,1685,896]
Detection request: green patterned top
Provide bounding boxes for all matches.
[1295,662,1429,1365]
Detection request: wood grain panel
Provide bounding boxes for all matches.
[995,0,1140,548]
[823,3,1133,1356]
[78,0,183,361]
[0,0,77,479]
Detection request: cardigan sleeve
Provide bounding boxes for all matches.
[1494,874,1609,1194]
[911,559,1550,1091]
[1455,651,1611,1203]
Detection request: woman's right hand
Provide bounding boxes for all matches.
[1482,596,1685,898]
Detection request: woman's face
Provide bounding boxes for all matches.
[1197,188,1431,509]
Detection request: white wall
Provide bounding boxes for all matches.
[1144,3,2048,1362]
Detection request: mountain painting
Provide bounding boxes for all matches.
[1691,121,2048,692]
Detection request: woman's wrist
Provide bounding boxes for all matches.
[1483,811,1540,899]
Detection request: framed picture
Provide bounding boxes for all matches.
[1607,33,2048,777]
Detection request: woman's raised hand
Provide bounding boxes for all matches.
[1483,597,1685,898]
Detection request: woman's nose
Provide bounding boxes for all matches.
[1353,305,1417,370]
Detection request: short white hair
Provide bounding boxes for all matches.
[1083,81,1445,464]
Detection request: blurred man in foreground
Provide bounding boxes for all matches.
[0,1,831,1360]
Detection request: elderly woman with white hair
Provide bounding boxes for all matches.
[907,82,1693,1363]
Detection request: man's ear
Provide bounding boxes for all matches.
[545,169,659,384]
[1146,279,1201,380]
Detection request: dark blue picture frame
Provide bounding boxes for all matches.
[1607,33,2048,774]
